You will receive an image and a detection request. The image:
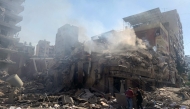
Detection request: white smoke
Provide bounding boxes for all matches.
[84,28,147,54]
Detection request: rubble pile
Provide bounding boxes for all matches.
[96,48,178,84]
[0,40,186,108]
[144,87,190,108]
[0,83,120,109]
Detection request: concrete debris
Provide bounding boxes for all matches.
[79,89,94,101]
[0,33,187,108]
[62,95,74,104]
[144,87,190,108]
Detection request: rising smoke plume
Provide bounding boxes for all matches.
[84,28,147,54]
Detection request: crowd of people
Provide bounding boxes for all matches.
[125,86,144,109]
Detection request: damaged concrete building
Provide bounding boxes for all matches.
[36,40,50,57]
[13,8,185,96]
[83,8,185,93]
[0,6,188,108]
[8,42,35,76]
[36,40,55,58]
[16,42,35,57]
[123,8,184,58]
[55,24,79,59]
[0,0,24,74]
[185,55,190,75]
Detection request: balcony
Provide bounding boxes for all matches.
[156,35,169,46]
[0,47,17,53]
[0,0,24,14]
[5,10,23,23]
[0,20,21,32]
[12,0,25,4]
[0,33,13,41]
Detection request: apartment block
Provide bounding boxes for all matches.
[185,55,190,74]
[0,0,24,71]
[55,24,79,58]
[162,9,184,61]
[16,42,35,57]
[49,45,55,57]
[36,40,50,57]
[123,8,184,58]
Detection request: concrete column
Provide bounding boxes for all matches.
[120,80,125,93]
[108,77,114,95]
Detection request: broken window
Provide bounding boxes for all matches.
[155,29,160,36]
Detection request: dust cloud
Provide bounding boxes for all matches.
[84,28,147,54]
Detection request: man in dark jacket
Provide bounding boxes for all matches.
[135,87,143,109]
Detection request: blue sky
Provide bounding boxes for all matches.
[18,0,190,55]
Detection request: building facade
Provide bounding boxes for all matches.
[0,0,24,71]
[185,55,190,74]
[134,22,169,54]
[55,24,79,58]
[16,42,35,57]
[36,40,50,57]
[162,10,184,59]
[123,8,184,58]
[49,45,55,57]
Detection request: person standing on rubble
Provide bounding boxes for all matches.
[135,87,143,109]
[125,87,134,109]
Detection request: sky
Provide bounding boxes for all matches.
[18,0,190,55]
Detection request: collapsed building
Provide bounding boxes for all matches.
[55,24,79,59]
[123,8,185,74]
[53,8,185,93]
[0,6,188,108]
[19,8,185,94]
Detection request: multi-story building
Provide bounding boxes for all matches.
[134,22,169,54]
[55,24,79,58]
[0,0,24,72]
[123,8,184,59]
[9,42,35,75]
[162,10,184,59]
[16,42,35,57]
[49,45,55,57]
[185,55,190,74]
[36,40,50,57]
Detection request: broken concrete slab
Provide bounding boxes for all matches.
[79,89,94,101]
[62,95,74,104]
